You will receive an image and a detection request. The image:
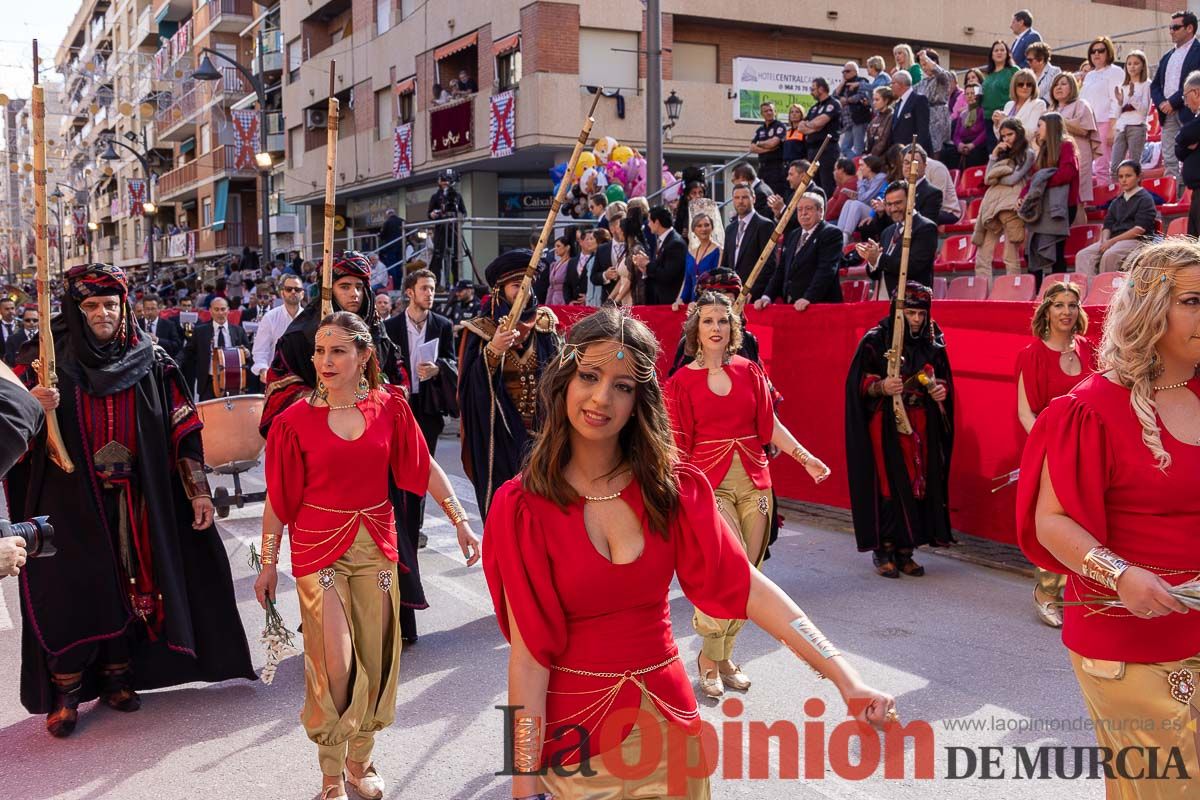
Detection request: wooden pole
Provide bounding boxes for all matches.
[884,137,921,436]
[500,89,603,332]
[31,40,74,473]
[319,62,339,319]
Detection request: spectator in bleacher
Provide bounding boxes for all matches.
[534,235,582,305]
[1009,9,1041,69]
[1048,72,1100,209]
[671,211,722,311]
[901,145,951,224]
[942,78,989,169]
[673,181,706,236]
[782,102,807,164]
[916,49,955,154]
[993,69,1046,148]
[732,163,773,219]
[856,180,939,295]
[974,118,1035,279]
[825,158,860,224]
[1074,160,1158,276]
[723,183,775,296]
[836,63,871,158]
[892,44,922,86]
[837,155,888,242]
[865,56,891,91]
[750,101,789,196]
[754,193,844,311]
[951,69,982,117]
[1077,35,1124,184]
[457,69,478,94]
[1151,10,1200,182]
[1111,51,1152,176]
[766,160,817,238]
[982,41,1019,145]
[588,192,610,230]
[889,71,932,155]
[799,78,842,197]
[1025,42,1061,99]
[1173,70,1200,235]
[865,85,895,158]
[631,206,688,305]
[1020,113,1080,279]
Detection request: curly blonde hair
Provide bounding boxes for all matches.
[1098,238,1200,470]
[683,291,743,360]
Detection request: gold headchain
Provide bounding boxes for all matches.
[1130,265,1200,297]
[319,326,372,346]
[558,315,657,384]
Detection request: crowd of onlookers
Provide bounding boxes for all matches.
[431,69,480,106]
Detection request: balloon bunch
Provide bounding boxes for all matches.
[549,135,680,218]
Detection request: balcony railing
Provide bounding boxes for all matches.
[157,144,259,199]
[193,0,254,33]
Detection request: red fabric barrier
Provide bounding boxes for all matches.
[551,302,1106,545]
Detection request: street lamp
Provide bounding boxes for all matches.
[101,136,157,275]
[192,34,273,263]
[664,91,683,128]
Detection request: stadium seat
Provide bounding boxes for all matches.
[1160,187,1192,218]
[1086,183,1121,221]
[1064,225,1102,267]
[1141,175,1178,204]
[841,279,873,302]
[990,274,1037,302]
[1147,112,1161,143]
[1167,216,1189,236]
[946,275,989,300]
[934,235,977,272]
[933,276,948,300]
[956,165,988,199]
[1085,272,1127,305]
[1038,272,1088,299]
[942,198,982,234]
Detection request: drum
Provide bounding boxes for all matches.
[210,346,249,398]
[195,394,265,471]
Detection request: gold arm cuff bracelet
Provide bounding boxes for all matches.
[178,457,212,502]
[787,614,841,661]
[440,495,468,526]
[791,446,811,466]
[260,533,280,566]
[1082,546,1131,592]
[512,714,542,774]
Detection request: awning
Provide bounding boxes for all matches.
[212,178,229,232]
[492,33,520,57]
[434,31,477,61]
[393,77,415,96]
[179,136,195,155]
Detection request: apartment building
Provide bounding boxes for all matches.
[279,0,1175,274]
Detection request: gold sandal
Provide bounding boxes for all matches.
[697,654,724,699]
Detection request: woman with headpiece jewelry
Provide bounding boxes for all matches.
[256,311,480,800]
[666,292,830,699]
[1017,239,1200,799]
[1015,281,1095,628]
[458,250,561,515]
[485,306,896,800]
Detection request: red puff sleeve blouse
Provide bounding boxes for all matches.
[483,463,751,766]
[266,386,431,576]
[1016,374,1200,662]
[1015,335,1096,417]
[666,355,776,490]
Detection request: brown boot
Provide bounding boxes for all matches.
[872,548,899,579]
[99,663,141,712]
[46,673,82,738]
[897,550,925,577]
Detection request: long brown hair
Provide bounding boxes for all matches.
[317,311,383,389]
[522,307,680,535]
[1031,282,1088,339]
[1034,112,1072,170]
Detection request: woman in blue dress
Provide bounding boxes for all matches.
[673,210,722,311]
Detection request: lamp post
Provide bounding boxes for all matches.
[645,0,663,199]
[49,187,66,277]
[192,34,273,265]
[101,136,157,276]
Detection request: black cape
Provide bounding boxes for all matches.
[0,377,42,479]
[10,325,255,713]
[844,313,955,552]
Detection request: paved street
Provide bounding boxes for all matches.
[2,433,1110,800]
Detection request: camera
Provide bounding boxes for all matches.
[0,516,55,558]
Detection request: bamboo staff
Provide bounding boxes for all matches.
[500,89,603,332]
[733,137,830,316]
[319,62,339,319]
[31,40,74,473]
[884,137,921,436]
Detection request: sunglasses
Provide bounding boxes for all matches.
[281,287,304,293]
[1016,83,1034,88]
[1170,24,1186,31]
[1089,48,1107,55]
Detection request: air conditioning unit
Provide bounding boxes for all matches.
[305,108,327,130]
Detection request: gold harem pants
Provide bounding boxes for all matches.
[692,455,772,662]
[1069,649,1200,799]
[541,696,712,799]
[296,526,401,777]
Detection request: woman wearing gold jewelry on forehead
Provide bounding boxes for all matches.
[484,306,894,800]
[1018,238,1200,799]
[665,292,831,701]
[255,312,480,800]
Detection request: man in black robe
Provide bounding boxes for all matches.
[844,281,955,579]
[428,170,467,286]
[9,263,254,737]
[459,250,560,516]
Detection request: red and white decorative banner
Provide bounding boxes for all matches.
[392,123,412,179]
[127,178,147,216]
[72,206,87,239]
[187,230,196,263]
[231,110,259,170]
[489,90,516,158]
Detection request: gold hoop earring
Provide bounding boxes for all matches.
[315,379,329,402]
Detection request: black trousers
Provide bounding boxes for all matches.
[1189,187,1200,237]
[49,634,130,675]
[808,140,839,197]
[398,407,445,642]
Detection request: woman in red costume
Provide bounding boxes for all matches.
[1017,239,1200,799]
[1015,281,1095,628]
[254,312,480,800]
[666,291,831,700]
[485,306,895,800]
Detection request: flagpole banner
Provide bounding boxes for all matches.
[231,110,259,169]
[72,206,87,240]
[392,123,413,179]
[731,57,844,122]
[489,90,516,158]
[127,178,147,217]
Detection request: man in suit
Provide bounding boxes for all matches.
[903,146,945,223]
[0,298,18,356]
[856,181,939,296]
[379,208,406,288]
[139,295,183,360]
[632,206,687,304]
[383,269,456,560]
[587,229,617,305]
[1152,10,1200,181]
[732,163,775,219]
[889,71,933,155]
[181,296,250,401]
[723,183,776,297]
[1009,9,1041,68]
[238,283,275,324]
[754,193,844,311]
[766,160,827,239]
[3,306,37,367]
[1175,70,1200,235]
